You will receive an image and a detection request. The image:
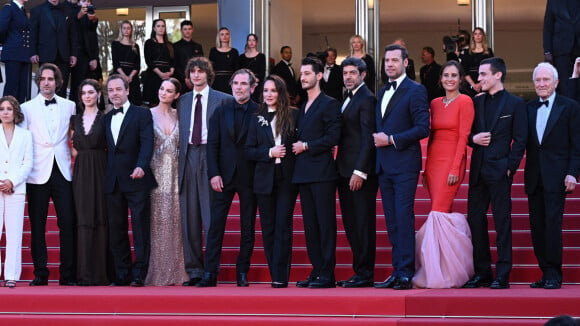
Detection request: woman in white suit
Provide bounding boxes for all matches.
[0,96,33,288]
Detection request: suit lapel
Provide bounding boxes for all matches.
[44,3,56,30]
[382,84,408,121]
[528,101,541,145]
[207,89,218,125]
[179,92,193,145]
[0,124,9,150]
[487,91,509,132]
[116,105,135,146]
[104,112,115,148]
[542,95,565,142]
[261,121,276,147]
[298,93,322,138]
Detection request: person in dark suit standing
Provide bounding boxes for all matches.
[463,57,527,290]
[173,20,204,94]
[272,46,299,105]
[419,46,444,102]
[320,48,344,101]
[373,43,430,290]
[29,0,78,99]
[21,63,77,286]
[335,57,377,288]
[246,74,299,288]
[177,57,233,286]
[526,62,580,290]
[69,0,98,104]
[571,57,580,103]
[543,0,580,98]
[196,69,258,287]
[0,0,33,103]
[104,74,156,286]
[292,56,341,288]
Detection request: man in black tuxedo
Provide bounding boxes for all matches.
[196,69,258,287]
[320,48,344,101]
[272,46,299,105]
[419,46,444,102]
[173,20,204,94]
[292,56,341,288]
[104,74,156,286]
[464,57,527,289]
[30,0,78,99]
[526,62,580,290]
[543,0,580,98]
[373,44,429,290]
[69,0,99,103]
[335,57,377,288]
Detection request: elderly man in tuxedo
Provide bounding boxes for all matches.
[104,74,156,286]
[21,63,76,286]
[336,56,377,288]
[177,57,233,286]
[0,0,33,103]
[526,62,580,290]
[373,44,429,290]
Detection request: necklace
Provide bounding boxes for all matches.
[442,94,460,108]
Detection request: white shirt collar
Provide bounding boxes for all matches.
[13,0,24,9]
[539,92,556,110]
[194,85,210,98]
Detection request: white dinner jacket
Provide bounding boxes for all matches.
[0,124,34,194]
[21,94,75,184]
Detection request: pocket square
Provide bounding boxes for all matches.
[499,114,512,119]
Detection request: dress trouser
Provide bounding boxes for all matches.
[26,161,77,281]
[180,145,211,278]
[3,61,31,103]
[0,192,25,280]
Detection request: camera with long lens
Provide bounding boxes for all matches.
[87,4,96,14]
[442,35,465,55]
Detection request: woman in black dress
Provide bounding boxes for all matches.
[461,27,494,97]
[143,19,174,106]
[239,33,266,102]
[246,75,299,288]
[209,27,239,94]
[111,21,142,105]
[71,79,110,285]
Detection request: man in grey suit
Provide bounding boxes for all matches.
[178,57,234,286]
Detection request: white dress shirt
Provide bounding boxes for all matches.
[380,74,407,118]
[536,92,556,143]
[111,101,131,145]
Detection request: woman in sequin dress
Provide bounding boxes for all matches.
[145,78,188,286]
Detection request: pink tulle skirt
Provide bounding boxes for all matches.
[413,211,474,288]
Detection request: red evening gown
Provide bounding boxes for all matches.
[413,94,475,288]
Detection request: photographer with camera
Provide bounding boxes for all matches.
[443,30,470,63]
[69,0,99,103]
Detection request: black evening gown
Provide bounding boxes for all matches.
[209,47,239,94]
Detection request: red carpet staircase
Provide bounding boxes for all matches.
[2,142,580,325]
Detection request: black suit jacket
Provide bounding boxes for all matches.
[468,90,527,185]
[246,109,299,194]
[321,64,344,101]
[272,60,298,98]
[207,100,257,187]
[543,0,580,56]
[173,39,204,87]
[104,104,157,193]
[420,61,444,102]
[30,1,78,62]
[525,94,580,193]
[336,84,376,178]
[292,92,341,184]
[0,1,33,63]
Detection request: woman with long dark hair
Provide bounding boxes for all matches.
[70,79,110,285]
[143,19,174,106]
[246,75,298,288]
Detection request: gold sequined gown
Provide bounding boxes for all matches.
[145,122,188,285]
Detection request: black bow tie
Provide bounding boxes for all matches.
[386,81,397,91]
[538,100,549,108]
[346,91,353,99]
[44,98,56,106]
[287,62,292,67]
[112,107,124,115]
[326,65,332,70]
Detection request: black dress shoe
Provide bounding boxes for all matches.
[29,277,48,286]
[271,282,288,288]
[490,278,510,289]
[393,276,413,290]
[530,279,545,288]
[296,276,316,288]
[337,275,357,287]
[374,275,397,289]
[196,272,217,287]
[182,277,202,286]
[237,272,249,287]
[342,276,374,288]
[308,276,336,288]
[543,279,562,289]
[59,280,77,286]
[462,275,492,288]
[131,278,144,287]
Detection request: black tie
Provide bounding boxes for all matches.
[265,111,276,123]
[346,91,353,99]
[538,100,549,108]
[45,98,56,106]
[386,81,397,91]
[112,107,124,115]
